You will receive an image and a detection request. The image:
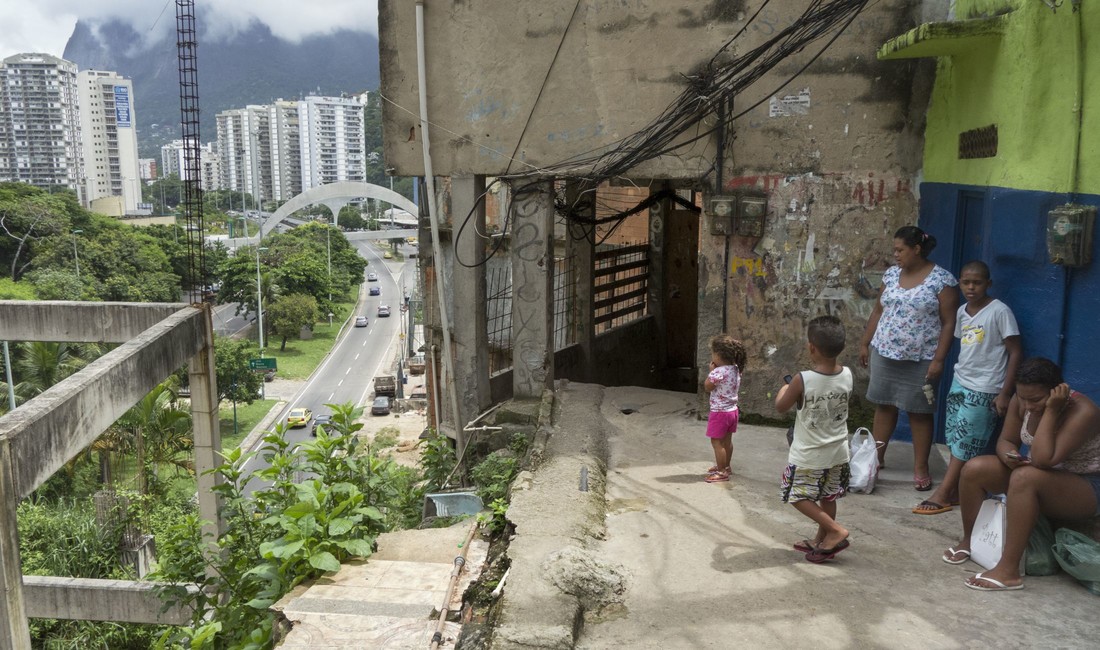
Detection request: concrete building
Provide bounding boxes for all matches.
[199,144,221,192]
[77,70,142,216]
[379,0,931,436]
[160,139,183,178]
[0,53,83,199]
[215,106,271,203]
[269,100,303,201]
[137,157,157,181]
[878,0,1100,397]
[298,95,367,190]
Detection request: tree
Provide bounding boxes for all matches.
[266,293,319,351]
[337,206,367,231]
[13,341,94,401]
[214,338,263,405]
[113,382,192,495]
[0,187,72,280]
[142,174,183,213]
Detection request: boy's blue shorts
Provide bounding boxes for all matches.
[944,378,999,461]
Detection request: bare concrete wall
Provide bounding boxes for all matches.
[695,1,935,417]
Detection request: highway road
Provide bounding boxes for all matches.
[240,241,416,487]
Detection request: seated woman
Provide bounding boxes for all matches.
[942,357,1100,591]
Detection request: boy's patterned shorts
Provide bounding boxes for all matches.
[780,462,850,503]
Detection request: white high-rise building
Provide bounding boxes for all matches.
[77,70,141,215]
[137,158,157,181]
[216,106,270,204]
[268,100,302,202]
[0,53,83,198]
[160,139,184,178]
[298,95,366,190]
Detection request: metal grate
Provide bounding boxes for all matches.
[486,262,513,375]
[958,124,997,159]
[594,242,648,333]
[552,254,578,350]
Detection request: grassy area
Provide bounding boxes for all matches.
[261,298,357,380]
[220,398,278,451]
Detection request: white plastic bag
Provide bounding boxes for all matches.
[848,427,880,494]
[972,495,1008,570]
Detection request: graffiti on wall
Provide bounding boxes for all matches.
[717,171,916,333]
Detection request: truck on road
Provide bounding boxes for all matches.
[373,375,397,397]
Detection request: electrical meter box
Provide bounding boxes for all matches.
[708,194,768,237]
[708,196,735,235]
[1047,204,1095,267]
[734,195,768,237]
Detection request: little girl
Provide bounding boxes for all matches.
[703,334,747,483]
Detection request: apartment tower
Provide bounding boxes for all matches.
[77,70,141,215]
[0,53,83,199]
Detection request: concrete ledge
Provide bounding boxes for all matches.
[494,382,609,649]
[23,576,198,625]
[0,301,191,343]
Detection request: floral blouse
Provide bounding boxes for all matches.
[707,365,741,412]
[870,264,957,361]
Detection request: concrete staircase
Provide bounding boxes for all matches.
[275,525,488,649]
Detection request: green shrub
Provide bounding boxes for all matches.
[470,452,519,505]
[419,433,456,492]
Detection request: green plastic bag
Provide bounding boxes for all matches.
[1025,515,1059,576]
[1052,528,1100,595]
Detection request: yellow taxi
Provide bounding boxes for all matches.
[383,251,393,259]
[287,407,313,428]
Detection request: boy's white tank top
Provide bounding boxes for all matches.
[789,367,853,470]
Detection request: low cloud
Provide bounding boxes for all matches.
[1,0,378,59]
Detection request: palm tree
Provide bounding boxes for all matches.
[13,341,87,400]
[112,381,193,495]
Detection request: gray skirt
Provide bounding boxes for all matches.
[866,348,937,414]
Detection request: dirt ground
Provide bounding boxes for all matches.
[357,374,430,468]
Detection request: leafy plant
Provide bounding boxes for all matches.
[419,433,456,492]
[152,401,426,649]
[470,451,519,505]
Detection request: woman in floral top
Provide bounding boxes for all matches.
[859,226,959,491]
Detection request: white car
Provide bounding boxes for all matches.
[367,272,378,282]
[354,316,368,327]
[377,305,391,317]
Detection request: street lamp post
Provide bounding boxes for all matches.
[327,225,332,303]
[71,229,83,282]
[256,245,268,400]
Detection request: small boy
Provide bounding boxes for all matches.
[775,315,853,563]
[914,260,1021,515]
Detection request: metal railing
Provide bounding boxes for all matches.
[594,242,648,333]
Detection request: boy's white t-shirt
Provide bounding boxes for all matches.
[788,367,852,470]
[954,299,1020,395]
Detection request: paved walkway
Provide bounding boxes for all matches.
[498,382,1100,649]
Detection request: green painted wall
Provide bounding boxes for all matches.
[922,1,1100,195]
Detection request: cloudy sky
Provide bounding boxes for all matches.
[0,0,379,60]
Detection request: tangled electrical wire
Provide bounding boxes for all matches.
[514,0,872,185]
[450,0,872,267]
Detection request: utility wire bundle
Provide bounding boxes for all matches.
[506,0,871,186]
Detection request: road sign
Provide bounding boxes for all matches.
[249,358,277,371]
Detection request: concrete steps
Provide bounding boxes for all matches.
[276,524,488,649]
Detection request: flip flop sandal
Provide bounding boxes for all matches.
[704,472,730,483]
[912,500,953,515]
[806,538,850,563]
[793,539,818,553]
[965,572,1024,592]
[914,475,933,491]
[942,547,971,565]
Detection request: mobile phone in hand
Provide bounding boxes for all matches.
[783,374,793,384]
[1006,451,1022,460]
